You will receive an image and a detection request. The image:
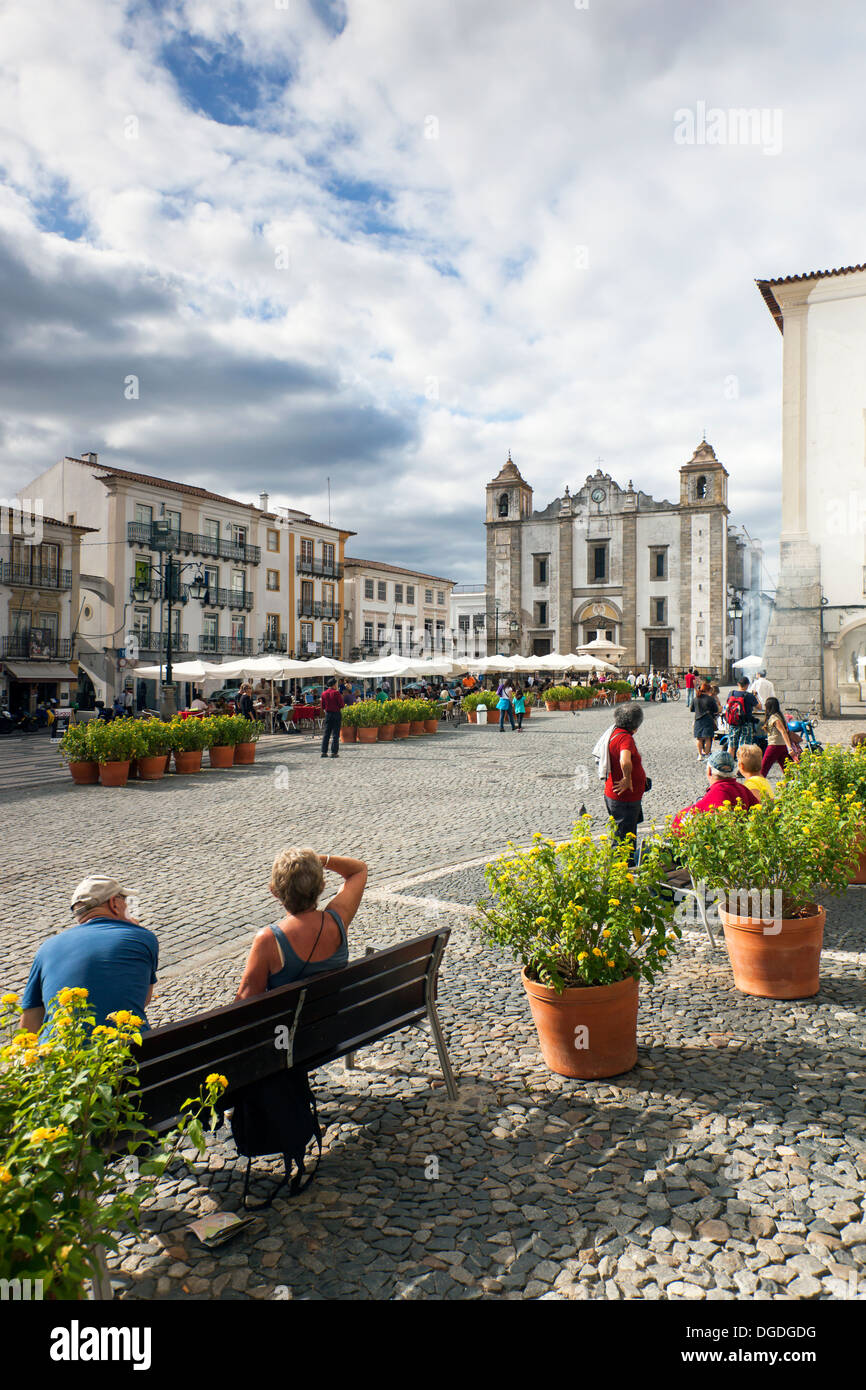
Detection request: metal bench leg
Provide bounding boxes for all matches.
[426,937,458,1100]
[694,877,720,949]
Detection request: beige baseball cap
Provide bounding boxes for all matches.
[70,876,131,913]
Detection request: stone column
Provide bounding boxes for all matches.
[558,510,573,651]
[621,512,637,665]
[679,513,692,668]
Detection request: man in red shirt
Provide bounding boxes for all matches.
[321,680,345,759]
[672,748,757,831]
[604,705,648,862]
[684,667,696,711]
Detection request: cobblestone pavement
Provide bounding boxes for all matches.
[3,704,865,1300]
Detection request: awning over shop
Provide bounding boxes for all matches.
[4,662,77,682]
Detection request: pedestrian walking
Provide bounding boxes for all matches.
[724,677,761,754]
[750,668,775,705]
[759,697,798,779]
[320,679,344,758]
[684,666,696,710]
[602,704,648,863]
[497,685,516,732]
[513,686,526,731]
[693,681,719,759]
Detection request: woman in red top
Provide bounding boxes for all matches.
[672,748,757,831]
[604,705,648,863]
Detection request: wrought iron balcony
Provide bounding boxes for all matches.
[2,562,71,590]
[201,586,255,612]
[136,632,190,653]
[297,599,341,620]
[197,635,254,656]
[1,635,73,659]
[295,555,343,580]
[127,521,260,565]
[258,634,288,653]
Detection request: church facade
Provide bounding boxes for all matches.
[484,440,762,673]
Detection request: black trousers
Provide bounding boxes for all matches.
[322,710,341,755]
[604,795,643,864]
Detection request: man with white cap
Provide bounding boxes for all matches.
[20,876,159,1034]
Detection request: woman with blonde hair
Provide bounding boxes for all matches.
[235,849,367,999]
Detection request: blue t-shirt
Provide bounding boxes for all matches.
[22,917,159,1031]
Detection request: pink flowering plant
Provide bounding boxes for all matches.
[476,814,680,992]
[0,988,226,1299]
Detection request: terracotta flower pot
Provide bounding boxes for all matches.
[467,710,477,723]
[409,720,426,736]
[850,843,866,884]
[340,726,357,743]
[378,724,395,741]
[68,760,99,785]
[718,904,825,999]
[209,745,235,768]
[98,759,131,788]
[394,722,411,739]
[521,969,639,1079]
[137,755,166,781]
[545,701,558,711]
[173,750,203,774]
[234,742,256,764]
[423,719,438,733]
[357,726,378,743]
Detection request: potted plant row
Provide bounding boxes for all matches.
[340,698,441,744]
[476,816,681,1078]
[59,715,264,787]
[462,691,498,723]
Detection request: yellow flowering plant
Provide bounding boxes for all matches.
[672,778,861,919]
[0,988,227,1299]
[476,814,680,991]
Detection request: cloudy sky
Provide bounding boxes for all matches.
[1,0,864,582]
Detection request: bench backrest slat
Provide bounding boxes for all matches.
[133,929,449,1132]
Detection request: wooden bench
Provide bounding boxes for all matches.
[132,929,458,1136]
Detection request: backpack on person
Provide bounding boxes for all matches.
[725,693,745,728]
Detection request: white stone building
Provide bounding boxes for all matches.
[757,263,866,713]
[342,559,453,659]
[485,443,763,673]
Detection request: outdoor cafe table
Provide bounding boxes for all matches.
[292,704,323,734]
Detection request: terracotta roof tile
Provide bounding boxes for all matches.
[756,263,866,332]
[344,557,454,585]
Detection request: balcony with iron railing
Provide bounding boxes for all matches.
[136,632,190,653]
[129,578,254,610]
[296,599,341,620]
[126,521,260,565]
[2,562,72,590]
[258,634,288,653]
[295,555,343,580]
[1,635,73,659]
[197,635,254,656]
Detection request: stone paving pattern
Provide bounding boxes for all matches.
[2,703,865,1299]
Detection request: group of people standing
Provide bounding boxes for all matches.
[686,667,798,779]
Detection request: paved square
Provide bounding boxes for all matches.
[3,704,865,1299]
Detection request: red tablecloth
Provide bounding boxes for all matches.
[292,705,322,721]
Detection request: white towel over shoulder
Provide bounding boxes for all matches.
[592,724,615,781]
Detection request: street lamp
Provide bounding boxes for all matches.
[727,595,744,678]
[493,602,520,652]
[133,524,206,716]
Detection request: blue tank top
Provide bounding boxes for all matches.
[266,907,348,990]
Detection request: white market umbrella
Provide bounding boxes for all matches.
[133,659,209,680]
[733,653,763,671]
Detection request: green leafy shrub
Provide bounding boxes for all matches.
[462,691,498,712]
[86,719,145,764]
[672,783,861,919]
[58,722,93,763]
[351,700,384,728]
[476,815,680,991]
[138,719,173,757]
[0,989,225,1299]
[167,716,211,752]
